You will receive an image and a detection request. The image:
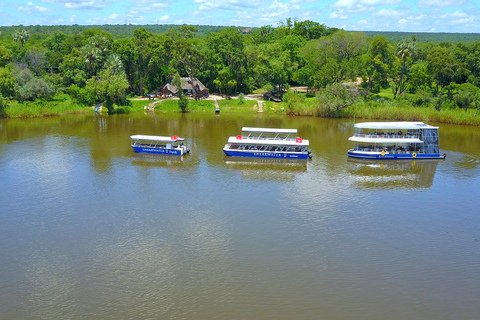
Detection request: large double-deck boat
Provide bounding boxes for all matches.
[130,135,190,156]
[223,127,312,159]
[348,121,446,160]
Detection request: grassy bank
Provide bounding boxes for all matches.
[1,95,88,118]
[150,98,283,113]
[3,94,480,127]
[343,101,480,126]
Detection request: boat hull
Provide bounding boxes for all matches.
[133,146,184,156]
[223,149,310,159]
[348,150,446,160]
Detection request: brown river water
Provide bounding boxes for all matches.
[1,112,480,319]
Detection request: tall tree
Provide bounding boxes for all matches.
[13,29,30,47]
[393,36,416,98]
[362,36,395,95]
[170,26,205,100]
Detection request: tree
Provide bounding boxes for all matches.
[171,26,205,100]
[204,27,246,93]
[59,49,88,87]
[245,42,292,93]
[85,69,129,114]
[393,36,416,98]
[0,67,15,98]
[427,46,456,94]
[362,36,395,95]
[0,46,12,68]
[453,83,480,113]
[14,68,55,102]
[299,30,366,89]
[13,29,30,47]
[292,20,328,40]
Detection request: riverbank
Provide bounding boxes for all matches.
[2,93,480,127]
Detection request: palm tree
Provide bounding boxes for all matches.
[13,29,30,47]
[394,36,416,98]
[81,44,102,77]
[104,54,123,75]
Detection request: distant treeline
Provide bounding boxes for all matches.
[2,24,480,43]
[1,19,480,119]
[363,31,480,44]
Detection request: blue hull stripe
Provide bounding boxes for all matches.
[347,151,446,160]
[133,146,182,156]
[223,149,309,159]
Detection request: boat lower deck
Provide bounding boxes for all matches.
[223,149,311,159]
[348,150,446,160]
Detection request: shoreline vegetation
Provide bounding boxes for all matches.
[2,88,479,126]
[2,21,480,126]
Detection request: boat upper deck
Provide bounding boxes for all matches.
[353,122,439,130]
[130,135,185,142]
[227,136,309,146]
[240,127,298,140]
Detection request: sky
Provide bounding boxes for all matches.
[1,0,479,33]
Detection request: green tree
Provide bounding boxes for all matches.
[170,26,205,100]
[453,83,480,112]
[427,46,456,94]
[13,29,30,47]
[393,36,416,98]
[0,46,12,68]
[362,36,395,95]
[85,68,129,114]
[14,68,55,102]
[204,27,246,93]
[0,67,16,98]
[59,49,88,87]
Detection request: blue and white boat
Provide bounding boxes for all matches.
[131,135,190,156]
[223,127,312,159]
[348,121,446,160]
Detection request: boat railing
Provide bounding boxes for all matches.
[243,134,296,140]
[354,147,422,154]
[353,133,420,139]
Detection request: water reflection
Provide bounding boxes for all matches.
[348,158,441,190]
[132,153,188,167]
[224,157,308,181]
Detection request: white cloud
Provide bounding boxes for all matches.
[64,1,106,10]
[418,0,468,8]
[330,9,349,19]
[159,15,169,21]
[18,2,50,12]
[375,8,403,18]
[194,0,260,11]
[69,14,76,22]
[127,0,168,15]
[332,0,400,9]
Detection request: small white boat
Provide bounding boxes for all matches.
[348,121,446,160]
[130,135,190,156]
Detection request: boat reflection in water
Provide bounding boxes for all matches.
[348,158,441,189]
[132,152,186,168]
[224,157,307,181]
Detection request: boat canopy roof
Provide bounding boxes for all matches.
[354,122,438,130]
[241,127,297,135]
[349,136,423,144]
[130,135,185,142]
[228,137,309,146]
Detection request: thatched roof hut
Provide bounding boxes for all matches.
[161,77,209,98]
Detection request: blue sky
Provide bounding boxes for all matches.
[1,0,479,32]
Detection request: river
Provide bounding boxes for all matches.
[1,112,479,319]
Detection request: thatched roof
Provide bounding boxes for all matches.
[163,77,208,94]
